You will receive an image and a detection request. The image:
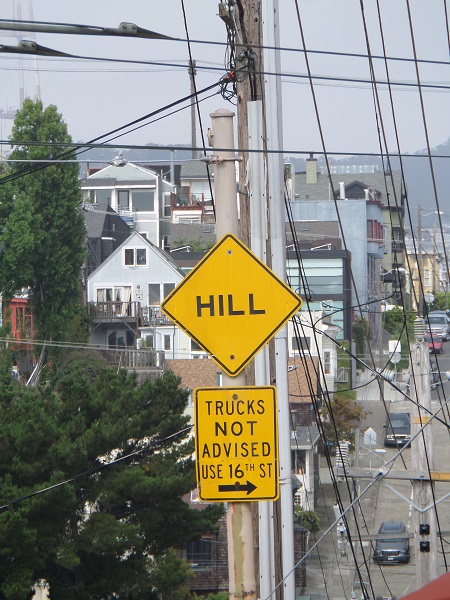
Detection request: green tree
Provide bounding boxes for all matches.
[321,387,365,446]
[0,355,222,600]
[171,238,214,252]
[293,508,320,533]
[382,307,415,369]
[429,291,449,312]
[383,306,415,336]
[0,99,86,342]
[352,317,372,362]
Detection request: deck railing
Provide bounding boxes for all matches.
[100,348,165,369]
[87,301,141,320]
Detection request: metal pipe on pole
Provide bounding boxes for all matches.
[248,100,276,598]
[410,340,439,587]
[209,108,257,600]
[261,2,296,598]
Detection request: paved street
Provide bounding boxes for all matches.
[302,351,450,600]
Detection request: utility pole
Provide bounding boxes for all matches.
[188,60,197,159]
[410,338,439,587]
[231,0,262,250]
[209,109,257,600]
[219,3,296,599]
[226,4,277,599]
[417,205,423,316]
[261,3,296,600]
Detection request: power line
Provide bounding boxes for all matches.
[0,424,193,512]
[2,140,450,159]
[1,18,449,67]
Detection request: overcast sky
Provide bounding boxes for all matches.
[0,1,448,162]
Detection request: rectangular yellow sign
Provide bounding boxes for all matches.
[194,386,279,502]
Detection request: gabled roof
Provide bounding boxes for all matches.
[84,205,129,239]
[166,357,320,401]
[292,425,320,448]
[180,159,214,180]
[82,162,158,185]
[288,356,320,404]
[87,230,183,280]
[84,207,108,238]
[165,359,221,388]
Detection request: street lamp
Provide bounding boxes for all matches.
[421,210,443,218]
[380,267,406,298]
[380,266,406,278]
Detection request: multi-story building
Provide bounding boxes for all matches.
[81,160,176,247]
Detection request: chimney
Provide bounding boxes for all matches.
[306,153,317,184]
[339,182,345,199]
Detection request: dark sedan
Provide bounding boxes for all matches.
[373,520,410,564]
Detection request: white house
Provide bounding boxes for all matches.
[81,161,176,247]
[288,310,342,394]
[86,231,195,359]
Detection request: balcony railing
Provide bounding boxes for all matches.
[88,301,141,320]
[140,307,173,327]
[173,193,204,209]
[100,348,165,370]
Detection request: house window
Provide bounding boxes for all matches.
[96,190,111,205]
[96,287,132,316]
[118,190,129,210]
[164,335,171,350]
[124,248,147,266]
[292,336,310,352]
[108,329,134,348]
[125,249,134,265]
[84,189,110,205]
[133,190,154,212]
[424,269,430,287]
[136,249,146,265]
[324,351,331,375]
[96,288,113,302]
[163,194,172,217]
[163,283,175,298]
[191,340,202,351]
[186,538,213,571]
[148,284,160,305]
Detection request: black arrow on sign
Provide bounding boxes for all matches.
[218,481,257,495]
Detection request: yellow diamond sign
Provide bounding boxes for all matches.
[162,234,302,376]
[194,386,279,502]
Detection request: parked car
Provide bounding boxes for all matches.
[373,520,410,564]
[425,332,443,354]
[384,413,411,447]
[424,313,450,341]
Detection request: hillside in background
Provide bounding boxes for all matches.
[286,137,450,227]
